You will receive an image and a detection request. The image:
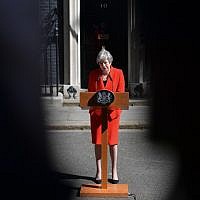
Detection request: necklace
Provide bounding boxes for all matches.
[102,75,107,81]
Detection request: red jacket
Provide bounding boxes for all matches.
[88,66,125,120]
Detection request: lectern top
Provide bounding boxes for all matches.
[80,91,129,110]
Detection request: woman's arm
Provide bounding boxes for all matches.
[88,71,95,92]
[116,69,125,92]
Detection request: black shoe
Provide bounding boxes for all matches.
[111,179,119,184]
[94,179,102,184]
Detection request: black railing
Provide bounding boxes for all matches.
[40,6,60,96]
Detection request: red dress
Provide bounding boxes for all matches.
[88,66,125,145]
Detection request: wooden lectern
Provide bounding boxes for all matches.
[79,90,129,197]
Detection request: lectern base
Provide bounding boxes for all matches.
[80,184,128,197]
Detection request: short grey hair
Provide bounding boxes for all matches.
[96,47,113,64]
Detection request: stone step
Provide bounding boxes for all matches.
[63,98,152,106]
[46,121,149,130]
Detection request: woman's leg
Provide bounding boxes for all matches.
[95,144,101,180]
[109,144,118,180]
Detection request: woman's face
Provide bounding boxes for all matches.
[99,59,111,75]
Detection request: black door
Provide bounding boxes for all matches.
[80,0,128,89]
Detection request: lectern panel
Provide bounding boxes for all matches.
[80,92,129,110]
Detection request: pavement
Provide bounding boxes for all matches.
[46,129,180,200]
[41,97,152,130]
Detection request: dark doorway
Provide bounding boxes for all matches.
[80,0,128,89]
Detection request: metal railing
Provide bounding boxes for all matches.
[40,6,60,96]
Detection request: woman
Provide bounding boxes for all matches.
[88,47,125,184]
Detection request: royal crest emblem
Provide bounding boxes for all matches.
[96,90,114,105]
